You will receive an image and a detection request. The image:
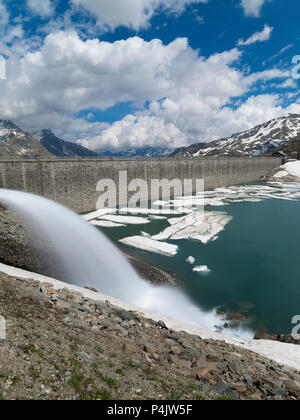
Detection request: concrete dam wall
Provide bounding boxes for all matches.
[0,157,281,212]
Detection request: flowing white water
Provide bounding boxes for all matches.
[0,189,253,339]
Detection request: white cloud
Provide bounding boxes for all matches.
[0,0,9,30]
[237,24,274,46]
[0,30,294,151]
[27,0,53,17]
[240,0,272,18]
[78,114,187,151]
[71,0,208,30]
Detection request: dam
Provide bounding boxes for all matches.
[0,157,281,212]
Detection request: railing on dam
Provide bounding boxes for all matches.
[0,157,281,212]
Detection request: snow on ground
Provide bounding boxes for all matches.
[90,220,125,228]
[152,211,232,244]
[280,161,300,178]
[99,215,150,225]
[119,236,178,256]
[274,170,289,179]
[1,262,299,371]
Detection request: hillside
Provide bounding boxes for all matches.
[0,271,299,400]
[28,129,99,158]
[172,114,300,158]
[0,120,53,159]
[267,135,300,156]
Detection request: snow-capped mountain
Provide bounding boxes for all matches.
[100,146,175,158]
[29,129,99,158]
[171,114,300,158]
[0,120,53,159]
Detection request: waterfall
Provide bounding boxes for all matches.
[0,189,253,339]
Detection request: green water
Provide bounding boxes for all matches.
[98,193,300,335]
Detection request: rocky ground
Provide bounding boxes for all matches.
[0,273,300,401]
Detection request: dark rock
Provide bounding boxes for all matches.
[118,310,135,321]
[212,379,237,400]
[84,286,99,293]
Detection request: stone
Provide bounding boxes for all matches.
[122,342,136,353]
[180,347,199,360]
[144,343,157,354]
[164,332,180,341]
[227,312,247,322]
[157,320,167,329]
[207,354,220,363]
[118,310,135,321]
[84,286,99,293]
[284,380,300,398]
[254,331,277,341]
[212,379,237,400]
[196,367,211,380]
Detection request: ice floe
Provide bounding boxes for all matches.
[99,215,150,225]
[152,211,232,244]
[90,220,125,228]
[119,236,178,256]
[193,265,211,274]
[82,208,117,221]
[120,207,179,215]
[186,256,195,265]
[148,215,168,220]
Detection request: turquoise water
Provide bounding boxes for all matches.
[97,189,300,335]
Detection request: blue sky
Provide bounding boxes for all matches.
[0,0,299,151]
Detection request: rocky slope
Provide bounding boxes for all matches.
[171,114,300,158]
[0,120,53,159]
[29,129,99,158]
[267,135,300,157]
[0,272,299,400]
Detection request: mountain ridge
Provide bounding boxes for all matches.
[171,114,300,158]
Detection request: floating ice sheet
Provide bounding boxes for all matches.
[99,215,150,225]
[193,265,211,274]
[120,207,179,215]
[90,220,125,228]
[119,236,178,256]
[186,256,195,265]
[152,211,233,244]
[82,208,117,221]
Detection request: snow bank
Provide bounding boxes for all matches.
[281,161,300,178]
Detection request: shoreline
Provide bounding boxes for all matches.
[0,261,300,373]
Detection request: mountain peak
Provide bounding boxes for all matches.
[172,114,300,158]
